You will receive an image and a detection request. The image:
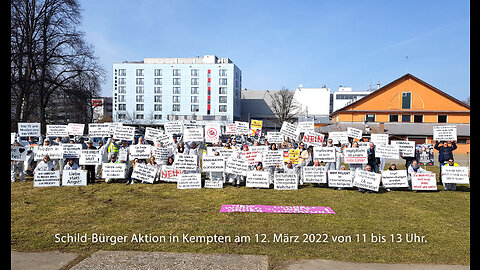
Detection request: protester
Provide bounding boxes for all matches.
[434,140,457,186]
[407,160,429,190]
[85,140,97,184]
[442,158,459,191]
[34,155,56,173]
[63,158,80,170]
[11,141,25,182]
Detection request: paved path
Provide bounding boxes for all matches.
[11,250,469,270]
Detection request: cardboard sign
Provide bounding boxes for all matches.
[371,134,389,146]
[129,144,152,159]
[347,127,363,140]
[62,144,82,158]
[177,173,201,189]
[266,132,284,144]
[441,166,469,184]
[250,119,263,136]
[183,127,204,142]
[164,121,183,135]
[46,125,68,137]
[102,163,126,179]
[131,163,157,183]
[328,131,348,144]
[225,158,248,176]
[204,179,223,189]
[224,123,237,135]
[280,121,298,139]
[302,166,327,183]
[34,146,64,160]
[205,122,221,143]
[34,171,60,187]
[353,170,381,192]
[144,127,163,141]
[313,147,336,162]
[173,154,197,170]
[262,151,284,167]
[67,123,85,136]
[88,123,111,138]
[381,170,409,188]
[11,145,27,161]
[62,170,87,186]
[159,166,182,182]
[79,150,101,165]
[18,122,41,137]
[302,131,325,147]
[375,144,400,159]
[152,147,173,165]
[343,148,368,164]
[274,172,298,190]
[114,125,135,141]
[391,140,415,157]
[412,173,437,191]
[327,170,353,188]
[202,157,225,172]
[433,126,457,141]
[220,204,335,214]
[297,121,315,133]
[234,121,249,135]
[246,171,270,188]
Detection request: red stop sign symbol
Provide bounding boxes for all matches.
[207,128,217,137]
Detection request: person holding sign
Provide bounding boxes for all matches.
[367,142,380,173]
[64,158,80,170]
[434,140,457,186]
[85,140,97,184]
[407,160,428,190]
[34,155,56,173]
[11,141,26,182]
[104,154,123,183]
[442,158,460,191]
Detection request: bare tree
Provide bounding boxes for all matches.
[268,87,301,124]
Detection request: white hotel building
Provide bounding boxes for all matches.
[112,55,242,125]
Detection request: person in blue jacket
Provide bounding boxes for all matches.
[434,140,457,186]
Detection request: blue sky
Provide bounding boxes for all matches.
[80,0,470,101]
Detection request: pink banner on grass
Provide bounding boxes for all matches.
[220,204,335,214]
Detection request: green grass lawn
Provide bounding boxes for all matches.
[11,165,470,266]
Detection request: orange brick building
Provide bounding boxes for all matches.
[327,73,470,154]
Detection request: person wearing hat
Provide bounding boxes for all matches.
[85,140,97,184]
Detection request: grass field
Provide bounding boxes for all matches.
[11,165,470,266]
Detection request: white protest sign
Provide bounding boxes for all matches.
[88,123,111,138]
[11,132,16,144]
[327,170,353,188]
[328,131,348,144]
[239,151,263,165]
[156,133,175,148]
[302,131,325,147]
[224,123,236,135]
[225,158,248,176]
[144,127,163,141]
[412,172,437,190]
[46,125,68,137]
[34,171,60,187]
[62,144,82,159]
[298,121,315,132]
[11,146,27,161]
[442,166,469,184]
[34,146,64,160]
[67,123,85,136]
[62,170,87,186]
[246,171,270,188]
[152,147,173,165]
[371,134,389,146]
[202,156,225,172]
[204,122,221,143]
[79,149,101,165]
[343,148,368,164]
[375,144,400,159]
[159,165,182,182]
[280,121,299,139]
[164,121,183,134]
[313,147,336,162]
[235,121,249,135]
[177,173,202,189]
[114,125,135,141]
[262,151,284,167]
[131,163,157,184]
[266,132,284,144]
[206,147,237,158]
[302,166,327,184]
[274,172,298,190]
[347,127,363,140]
[204,179,224,189]
[108,122,123,136]
[391,140,415,157]
[129,144,152,159]
[102,163,126,179]
[18,122,41,137]
[183,127,204,142]
[353,170,381,192]
[433,126,457,141]
[381,170,409,188]
[173,154,198,170]
[358,142,369,148]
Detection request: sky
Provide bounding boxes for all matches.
[79,0,470,101]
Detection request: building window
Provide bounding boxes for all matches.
[136,95,144,102]
[219,105,227,112]
[191,87,199,94]
[219,87,227,94]
[365,114,375,122]
[172,104,180,111]
[402,92,411,109]
[154,104,162,111]
[173,87,181,94]
[117,113,126,120]
[154,87,162,94]
[172,96,180,103]
[136,114,144,119]
[191,105,199,112]
[154,69,162,76]
[173,69,181,76]
[136,69,144,76]
[191,69,199,76]
[118,95,125,102]
[191,78,199,85]
[118,78,126,85]
[389,115,399,122]
[401,115,411,122]
[414,115,423,123]
[136,104,144,111]
[173,78,181,85]
[219,96,227,103]
[154,95,162,103]
[219,78,227,85]
[154,78,162,85]
[154,114,162,120]
[136,78,144,85]
[191,96,199,103]
[118,69,126,76]
[219,69,227,77]
[118,104,126,111]
[136,86,144,94]
[118,86,126,93]
[438,115,448,123]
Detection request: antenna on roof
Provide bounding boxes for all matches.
[405,56,409,74]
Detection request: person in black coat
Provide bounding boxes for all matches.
[85,140,97,184]
[434,140,457,183]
